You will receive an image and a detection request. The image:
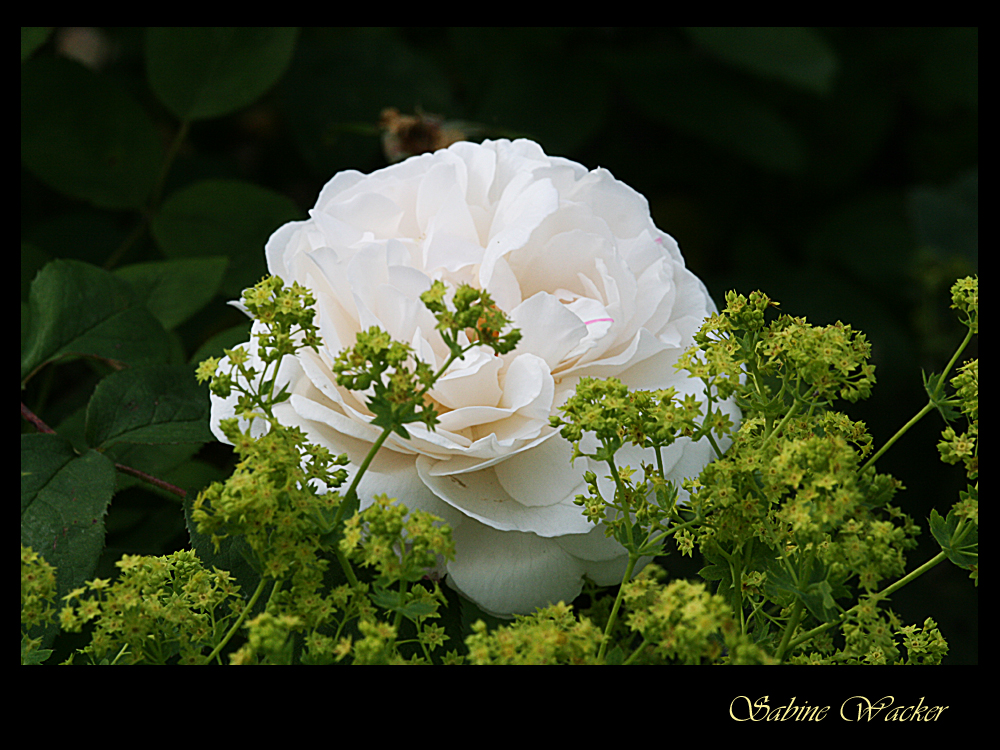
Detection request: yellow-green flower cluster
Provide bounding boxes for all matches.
[938,423,977,478]
[938,353,977,482]
[621,567,771,664]
[935,276,978,585]
[337,495,454,661]
[59,550,240,665]
[230,612,300,665]
[240,275,320,362]
[684,290,876,415]
[341,494,454,583]
[761,318,875,403]
[896,617,949,665]
[551,377,703,555]
[950,275,978,334]
[21,544,57,632]
[420,280,522,356]
[21,544,58,664]
[332,327,438,435]
[192,419,348,580]
[684,290,775,400]
[465,602,602,665]
[691,412,915,594]
[198,276,321,413]
[551,378,706,457]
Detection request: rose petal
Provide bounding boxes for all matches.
[416,455,593,536]
[210,138,735,617]
[446,520,586,617]
[491,430,585,508]
[509,292,588,371]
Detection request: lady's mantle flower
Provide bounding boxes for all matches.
[210,139,736,616]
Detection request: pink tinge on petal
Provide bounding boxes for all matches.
[584,317,614,325]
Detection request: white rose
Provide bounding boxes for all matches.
[211,138,737,617]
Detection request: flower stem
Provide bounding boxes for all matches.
[935,327,975,399]
[347,428,391,506]
[774,599,804,663]
[759,400,799,453]
[203,575,269,664]
[860,402,934,473]
[21,401,54,433]
[598,553,639,662]
[861,326,974,473]
[328,426,394,587]
[783,550,948,656]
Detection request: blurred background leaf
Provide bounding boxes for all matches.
[146,27,299,122]
[151,179,301,297]
[21,27,53,63]
[685,27,838,94]
[21,56,162,209]
[114,257,228,331]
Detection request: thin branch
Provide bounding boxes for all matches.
[23,400,187,500]
[21,402,55,433]
[114,463,187,499]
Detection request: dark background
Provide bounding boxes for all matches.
[22,27,977,662]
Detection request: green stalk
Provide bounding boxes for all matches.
[860,402,934,473]
[334,427,393,530]
[935,327,975,399]
[327,345,467,586]
[774,599,804,663]
[758,400,800,454]
[623,636,652,665]
[598,553,639,662]
[203,575,269,664]
[784,551,948,656]
[605,457,635,546]
[862,326,974,473]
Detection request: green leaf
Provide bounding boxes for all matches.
[146,27,298,121]
[922,370,961,422]
[697,563,728,583]
[764,563,840,623]
[370,588,437,619]
[21,433,116,600]
[21,640,53,666]
[685,27,838,95]
[929,509,978,568]
[115,257,228,330]
[152,180,301,297]
[21,260,172,384]
[105,442,203,497]
[85,365,213,449]
[21,56,162,209]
